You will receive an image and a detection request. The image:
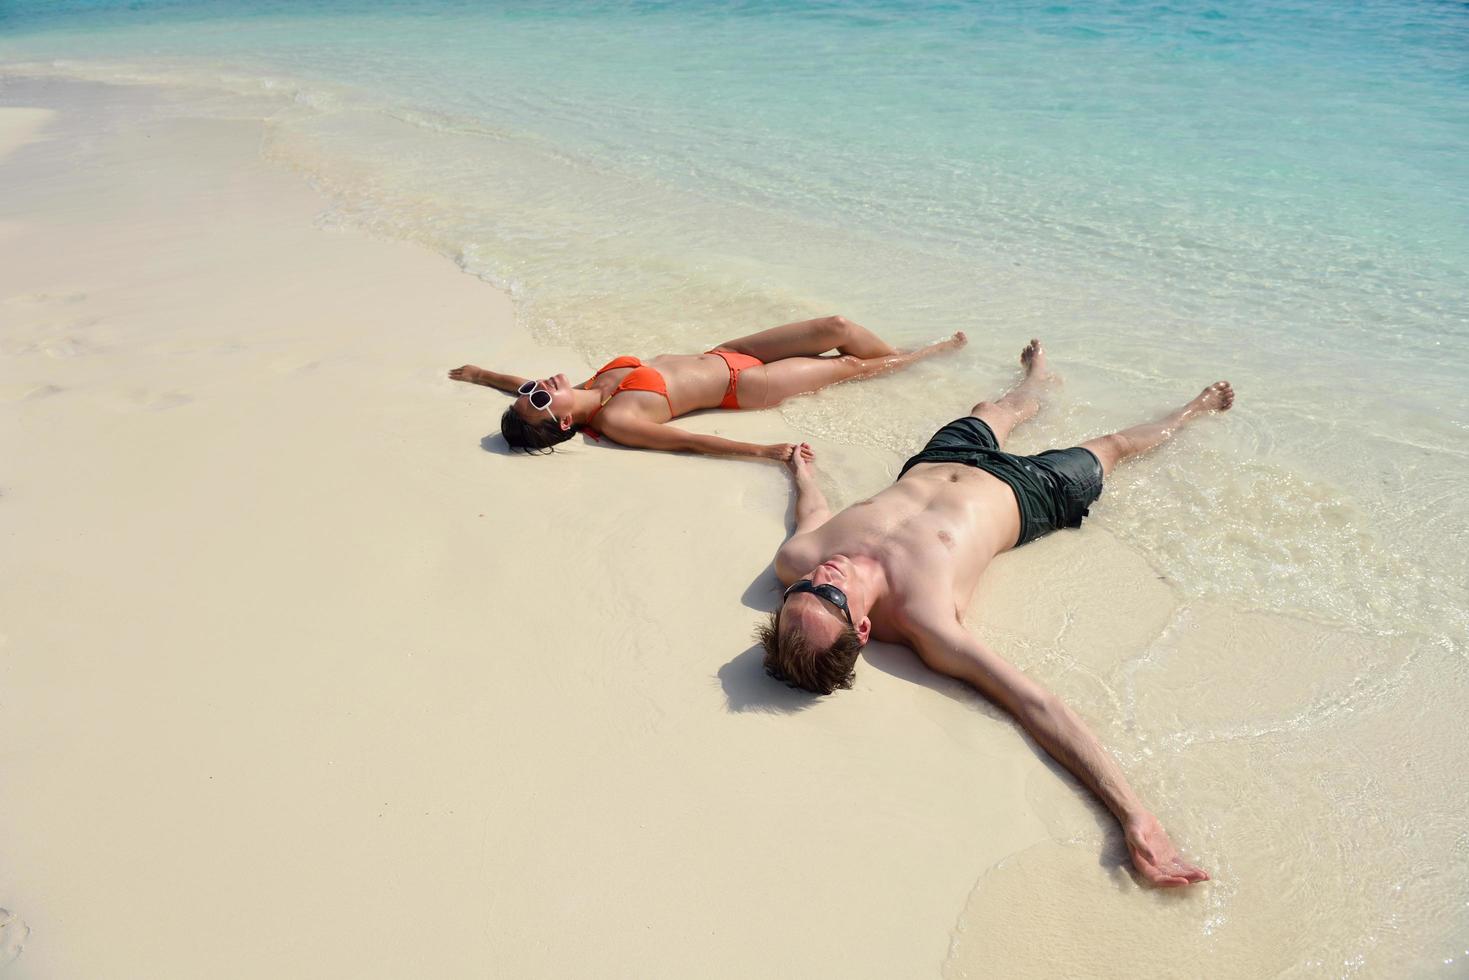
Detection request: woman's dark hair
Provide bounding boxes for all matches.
[500,405,579,453]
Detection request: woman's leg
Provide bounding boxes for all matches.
[714,315,900,362]
[744,332,968,409]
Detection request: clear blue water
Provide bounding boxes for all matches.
[4,2,1466,359]
[5,0,1466,631]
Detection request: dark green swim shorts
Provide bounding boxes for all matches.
[898,416,1104,547]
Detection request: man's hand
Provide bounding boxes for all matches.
[1124,811,1209,887]
[765,442,815,463]
[779,441,830,540]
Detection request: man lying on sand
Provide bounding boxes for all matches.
[759,340,1231,886]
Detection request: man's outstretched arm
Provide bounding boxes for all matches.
[786,444,830,534]
[772,445,831,584]
[908,615,1209,887]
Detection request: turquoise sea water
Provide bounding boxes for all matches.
[4,2,1469,973]
[4,0,1465,642]
[4,2,1466,363]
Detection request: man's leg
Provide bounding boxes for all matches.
[1081,381,1234,476]
[969,339,1055,446]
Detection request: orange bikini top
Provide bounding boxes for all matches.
[582,356,673,434]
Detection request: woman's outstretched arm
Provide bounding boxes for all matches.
[599,416,813,462]
[448,364,530,394]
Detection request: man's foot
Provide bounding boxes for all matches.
[1187,380,1234,416]
[448,365,491,385]
[1019,338,1056,383]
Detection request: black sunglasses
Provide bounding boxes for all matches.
[781,579,853,626]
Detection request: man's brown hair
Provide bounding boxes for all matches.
[755,610,862,695]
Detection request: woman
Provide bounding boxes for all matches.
[449,315,967,460]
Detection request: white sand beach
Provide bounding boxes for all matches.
[0,79,1069,979]
[3,77,1465,978]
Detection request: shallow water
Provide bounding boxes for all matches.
[3,1,1467,974]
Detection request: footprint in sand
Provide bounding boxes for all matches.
[0,319,101,358]
[0,909,29,966]
[270,357,323,375]
[2,291,87,308]
[0,383,66,403]
[38,334,97,359]
[139,390,195,411]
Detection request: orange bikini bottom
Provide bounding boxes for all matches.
[707,348,764,409]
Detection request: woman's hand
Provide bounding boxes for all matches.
[786,443,816,474]
[764,442,815,463]
[448,365,486,383]
[447,364,530,393]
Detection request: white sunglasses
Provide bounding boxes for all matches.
[517,379,557,420]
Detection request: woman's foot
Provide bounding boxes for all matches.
[905,330,967,361]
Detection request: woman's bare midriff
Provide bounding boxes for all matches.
[589,352,735,417]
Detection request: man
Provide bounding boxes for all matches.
[759,340,1231,887]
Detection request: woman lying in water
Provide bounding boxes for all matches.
[449,315,967,460]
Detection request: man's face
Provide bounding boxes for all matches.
[513,373,573,425]
[780,556,857,650]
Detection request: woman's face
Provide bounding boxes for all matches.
[514,372,573,423]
